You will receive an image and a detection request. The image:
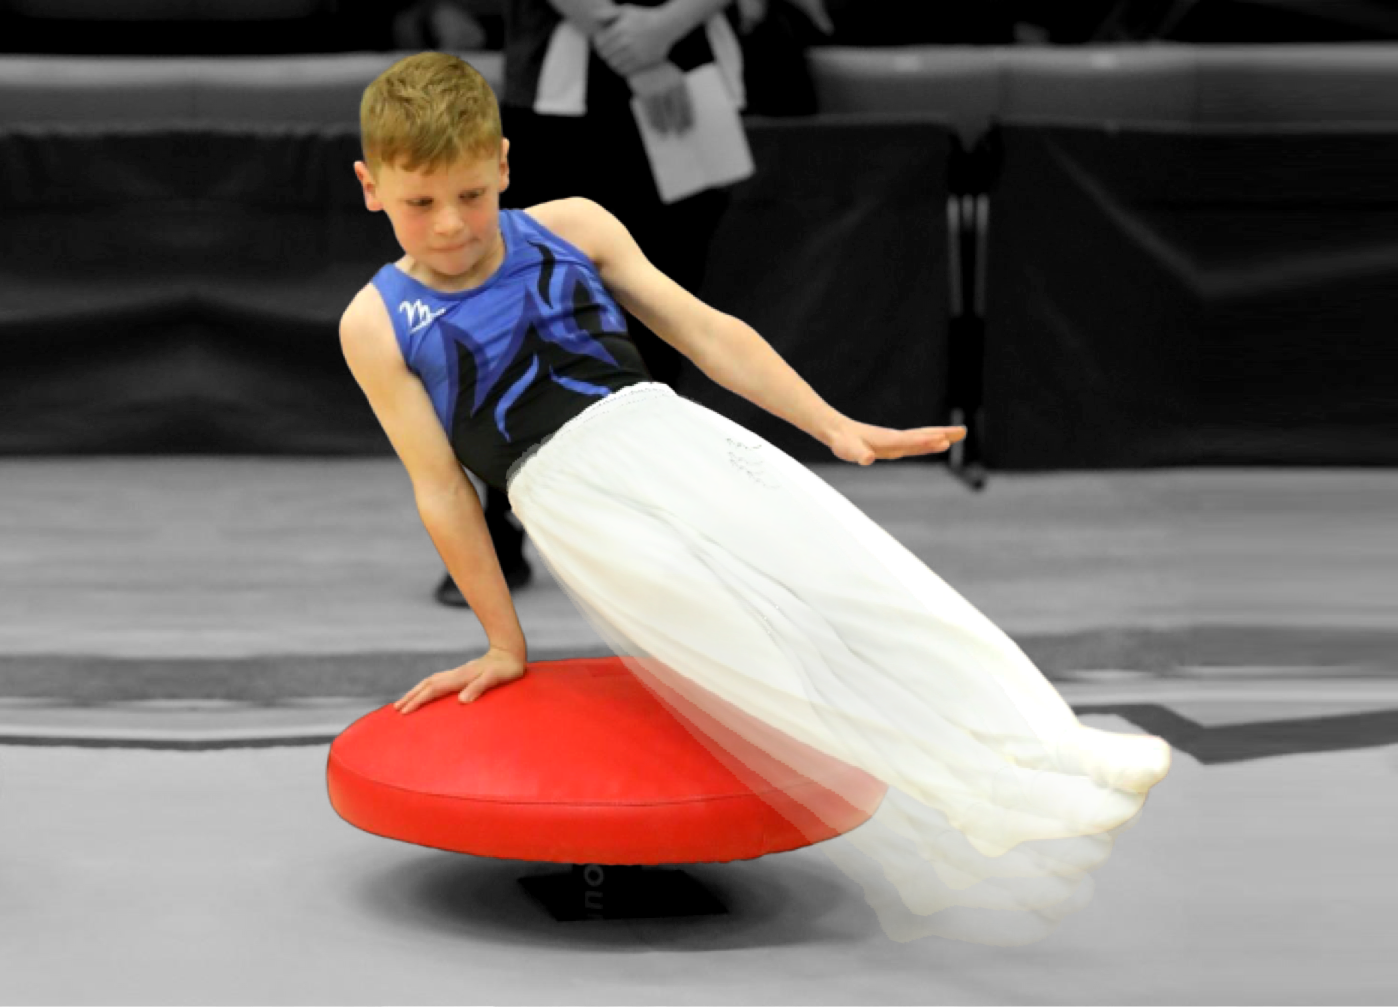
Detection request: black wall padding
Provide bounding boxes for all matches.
[981,123,1398,469]
[0,118,956,463]
[679,115,954,462]
[0,126,398,454]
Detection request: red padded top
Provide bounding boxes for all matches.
[327,656,887,864]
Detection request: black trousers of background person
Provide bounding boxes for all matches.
[471,84,732,574]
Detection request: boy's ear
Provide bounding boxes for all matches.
[353,161,384,211]
[498,138,511,192]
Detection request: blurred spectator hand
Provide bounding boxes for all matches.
[780,0,834,35]
[569,0,623,36]
[734,0,768,33]
[428,0,488,48]
[627,61,695,136]
[734,0,834,36]
[594,4,685,76]
[393,0,487,50]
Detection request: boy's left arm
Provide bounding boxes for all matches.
[576,199,965,465]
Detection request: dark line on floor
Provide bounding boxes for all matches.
[1075,703,1398,763]
[4,705,1396,763]
[0,626,1391,705]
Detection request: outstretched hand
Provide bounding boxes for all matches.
[394,646,527,715]
[827,418,966,466]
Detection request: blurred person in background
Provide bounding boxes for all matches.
[434,0,832,608]
[730,0,831,115]
[390,0,495,50]
[344,0,503,52]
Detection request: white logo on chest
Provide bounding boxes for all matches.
[399,300,447,333]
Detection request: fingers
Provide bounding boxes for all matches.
[458,677,488,704]
[595,30,634,74]
[600,46,630,76]
[395,672,452,715]
[906,426,965,457]
[596,10,672,77]
[867,426,968,461]
[672,86,694,133]
[643,92,668,133]
[660,90,679,134]
[394,676,435,715]
[393,653,527,715]
[658,91,678,133]
[641,87,692,135]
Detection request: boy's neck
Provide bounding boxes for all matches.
[400,225,507,294]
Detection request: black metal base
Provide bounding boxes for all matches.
[518,864,728,922]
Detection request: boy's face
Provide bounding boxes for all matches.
[354,140,511,279]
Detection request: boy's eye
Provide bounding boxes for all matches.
[410,193,482,207]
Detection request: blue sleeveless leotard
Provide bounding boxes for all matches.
[370,207,652,492]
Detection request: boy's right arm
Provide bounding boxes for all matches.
[338,288,528,661]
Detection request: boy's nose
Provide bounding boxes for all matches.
[435,210,466,232]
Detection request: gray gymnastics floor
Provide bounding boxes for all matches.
[0,459,1393,1004]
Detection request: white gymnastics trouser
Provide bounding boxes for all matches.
[505,382,1171,946]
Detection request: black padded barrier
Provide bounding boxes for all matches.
[0,115,957,460]
[7,46,1397,467]
[979,121,1398,468]
[679,114,956,462]
[0,127,397,454]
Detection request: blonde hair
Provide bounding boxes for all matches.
[360,51,502,178]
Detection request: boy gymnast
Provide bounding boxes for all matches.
[338,50,1170,947]
[341,51,964,715]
